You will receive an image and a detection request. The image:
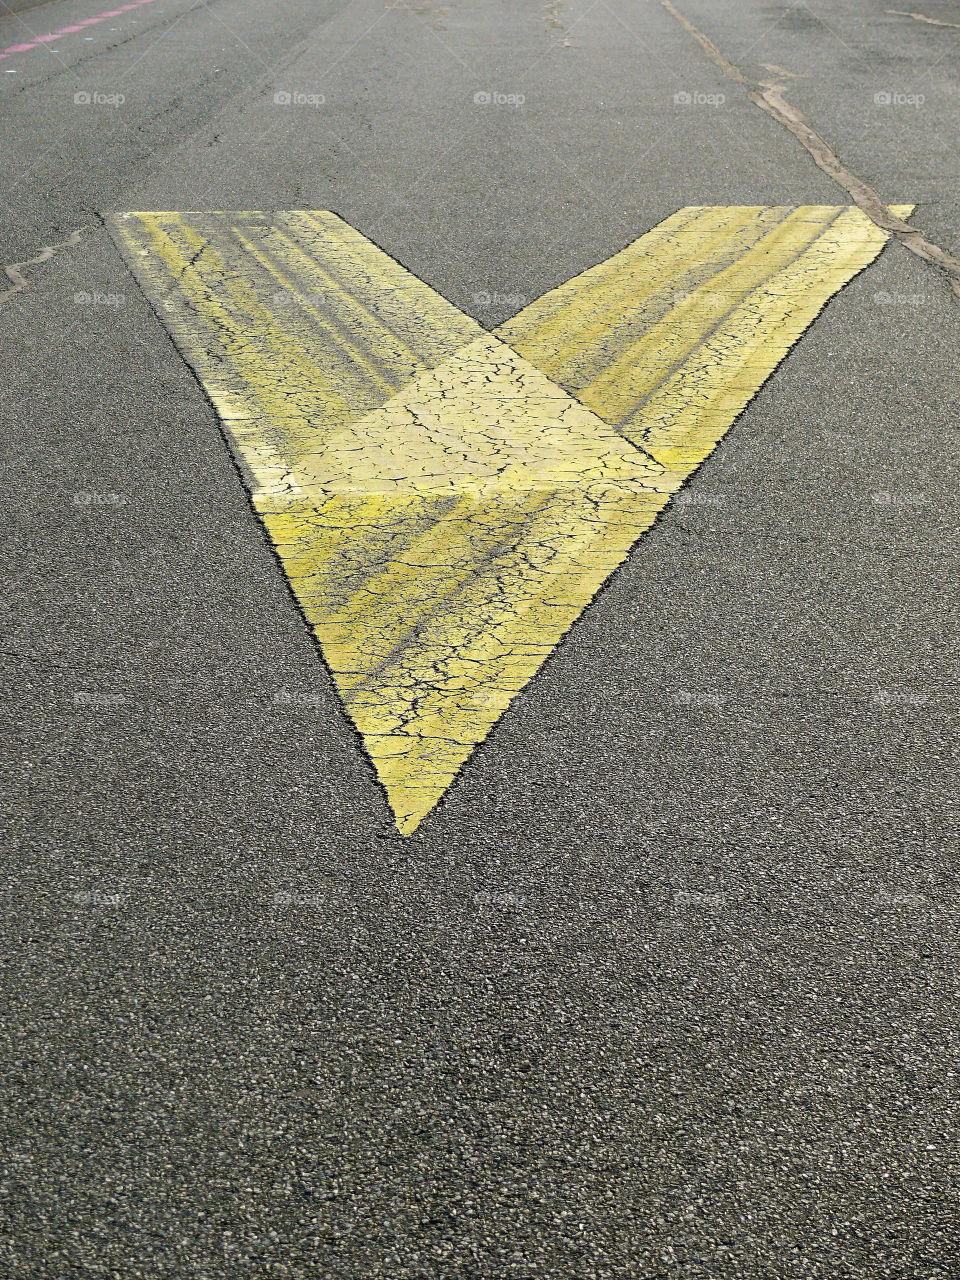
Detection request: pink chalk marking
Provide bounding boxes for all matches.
[0,0,162,60]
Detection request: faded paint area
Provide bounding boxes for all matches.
[499,204,914,471]
[0,0,164,63]
[109,210,482,492]
[108,207,907,834]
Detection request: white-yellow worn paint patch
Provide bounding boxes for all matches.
[108,206,910,834]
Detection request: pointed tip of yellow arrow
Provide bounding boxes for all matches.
[364,735,484,837]
[394,803,438,838]
[395,814,423,837]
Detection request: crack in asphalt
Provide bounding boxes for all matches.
[885,8,960,29]
[659,0,960,303]
[0,225,86,305]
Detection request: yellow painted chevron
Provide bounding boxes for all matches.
[108,206,910,834]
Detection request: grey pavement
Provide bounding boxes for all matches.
[2,0,960,1276]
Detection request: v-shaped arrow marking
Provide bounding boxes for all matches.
[109,205,911,834]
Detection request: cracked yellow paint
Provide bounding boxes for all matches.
[108,205,910,834]
[108,211,482,493]
[265,332,678,830]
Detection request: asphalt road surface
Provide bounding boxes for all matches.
[2,0,960,1276]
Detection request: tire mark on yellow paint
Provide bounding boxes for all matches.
[274,329,676,831]
[232,226,428,381]
[110,212,484,487]
[627,207,912,470]
[228,229,399,399]
[497,205,795,382]
[285,211,481,366]
[546,207,839,423]
[499,205,910,473]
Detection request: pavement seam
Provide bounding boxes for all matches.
[659,0,960,303]
[0,224,86,305]
[885,8,960,30]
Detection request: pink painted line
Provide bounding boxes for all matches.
[0,0,161,61]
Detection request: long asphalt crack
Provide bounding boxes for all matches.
[659,0,960,302]
[885,8,960,30]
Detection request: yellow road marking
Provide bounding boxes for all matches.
[496,205,795,384]
[260,331,676,832]
[108,206,909,834]
[500,204,914,472]
[109,211,482,488]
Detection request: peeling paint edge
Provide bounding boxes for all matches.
[659,0,960,303]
